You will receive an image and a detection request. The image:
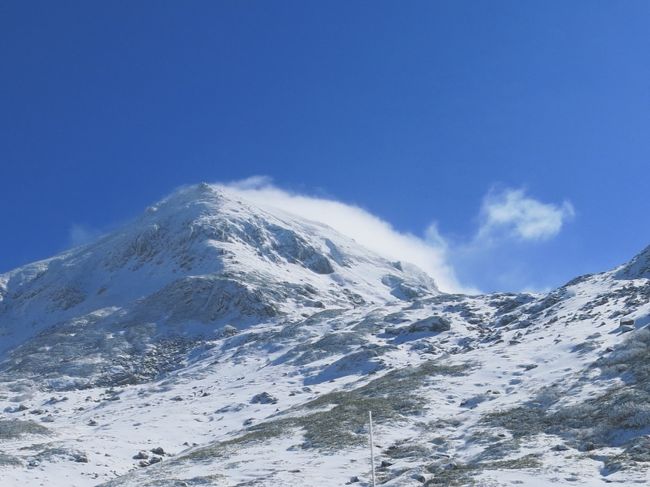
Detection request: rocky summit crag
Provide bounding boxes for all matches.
[0,184,649,486]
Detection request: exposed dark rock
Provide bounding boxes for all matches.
[251,392,278,405]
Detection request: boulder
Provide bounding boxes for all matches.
[219,325,238,338]
[408,316,451,333]
[72,453,88,463]
[251,392,278,405]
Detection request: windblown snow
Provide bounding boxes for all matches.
[0,183,649,486]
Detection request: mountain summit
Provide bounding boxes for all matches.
[0,184,437,388]
[0,186,649,486]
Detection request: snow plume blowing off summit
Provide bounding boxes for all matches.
[215,177,466,293]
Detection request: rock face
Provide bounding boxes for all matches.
[0,185,649,487]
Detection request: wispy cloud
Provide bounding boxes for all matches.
[68,224,102,248]
[222,177,469,293]
[477,187,575,242]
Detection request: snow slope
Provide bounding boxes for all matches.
[0,184,649,486]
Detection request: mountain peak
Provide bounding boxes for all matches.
[0,185,439,380]
[126,182,439,292]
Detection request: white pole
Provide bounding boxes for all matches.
[369,410,376,487]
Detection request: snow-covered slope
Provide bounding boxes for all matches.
[0,184,649,486]
[0,184,437,389]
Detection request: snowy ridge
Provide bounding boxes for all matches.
[615,244,650,280]
[0,184,649,486]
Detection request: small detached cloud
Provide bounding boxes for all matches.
[477,187,575,242]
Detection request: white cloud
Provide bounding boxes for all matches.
[68,224,101,248]
[221,177,469,293]
[477,187,575,242]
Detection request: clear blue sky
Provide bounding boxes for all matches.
[1,1,648,292]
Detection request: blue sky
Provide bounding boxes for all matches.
[1,1,648,292]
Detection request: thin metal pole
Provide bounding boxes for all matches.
[369,410,376,487]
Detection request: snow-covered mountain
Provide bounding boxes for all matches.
[0,183,437,389]
[0,184,649,486]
